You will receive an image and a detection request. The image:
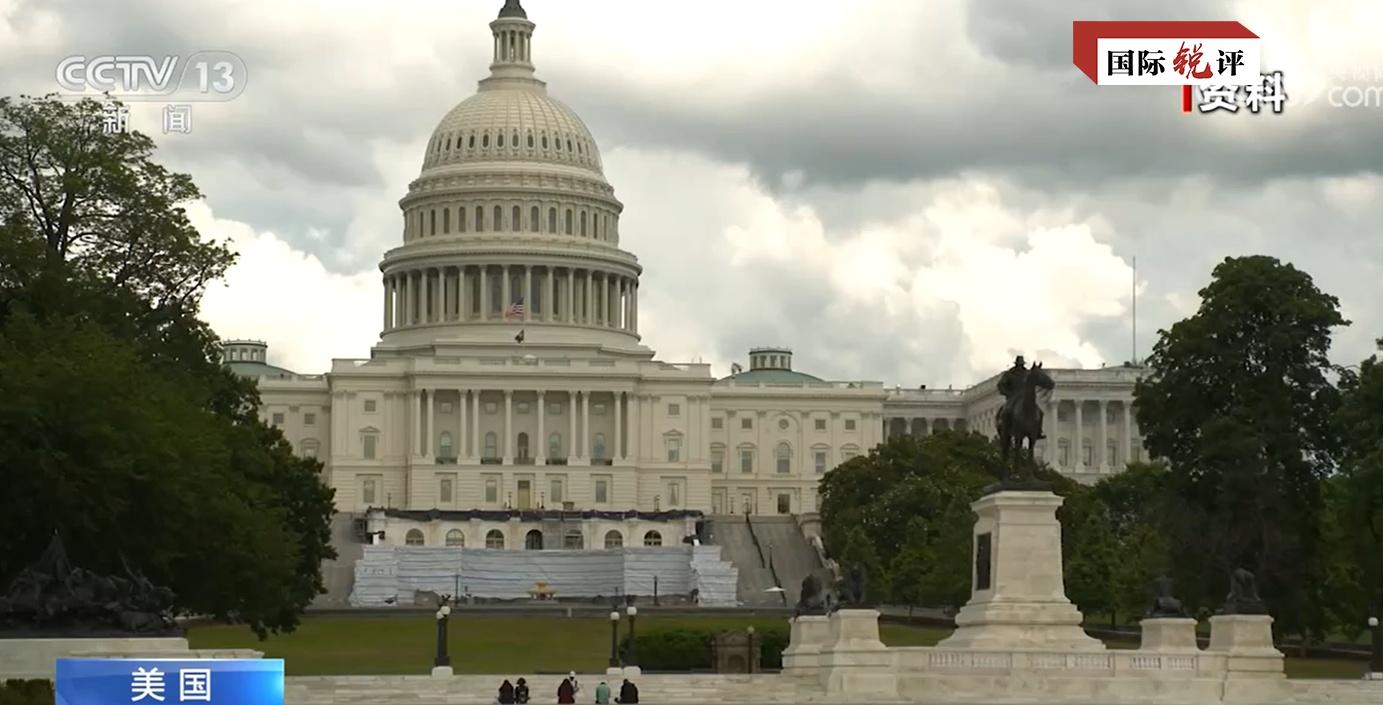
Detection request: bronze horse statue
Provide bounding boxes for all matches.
[996,362,1054,465]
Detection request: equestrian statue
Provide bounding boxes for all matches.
[995,355,1055,466]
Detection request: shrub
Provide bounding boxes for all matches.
[619,625,790,671]
[0,680,54,705]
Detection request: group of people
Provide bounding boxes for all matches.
[496,673,639,704]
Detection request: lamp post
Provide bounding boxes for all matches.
[624,605,639,668]
[608,610,621,668]
[747,626,756,675]
[433,604,452,671]
[1369,616,1381,677]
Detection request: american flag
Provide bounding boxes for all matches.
[505,298,525,319]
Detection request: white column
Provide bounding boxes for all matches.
[471,390,481,459]
[501,265,511,313]
[1098,400,1109,471]
[382,277,392,330]
[584,271,594,324]
[432,270,442,323]
[566,270,575,324]
[545,268,554,322]
[523,265,532,322]
[628,394,641,460]
[425,389,435,458]
[457,390,468,458]
[568,391,578,460]
[331,392,346,455]
[632,283,638,333]
[614,392,623,460]
[479,267,489,321]
[536,391,546,463]
[503,390,514,462]
[581,391,591,458]
[410,390,421,457]
[1122,402,1133,467]
[1074,401,1085,470]
[609,278,617,327]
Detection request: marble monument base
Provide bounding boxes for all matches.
[430,666,454,677]
[937,490,1105,651]
[1207,614,1288,704]
[817,609,898,698]
[781,616,829,677]
[0,637,264,679]
[1139,617,1200,651]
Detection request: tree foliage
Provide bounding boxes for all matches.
[0,94,335,637]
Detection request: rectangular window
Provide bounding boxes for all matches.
[440,403,453,414]
[362,436,377,459]
[711,417,723,429]
[711,450,723,473]
[814,451,827,474]
[777,494,791,514]
[666,438,681,463]
[667,482,681,507]
[595,479,608,504]
[303,445,318,459]
[271,412,284,425]
[844,419,856,431]
[439,478,453,503]
[741,418,753,430]
[1132,445,1143,462]
[1060,442,1070,466]
[362,479,377,505]
[593,404,607,415]
[517,402,531,414]
[485,479,498,503]
[814,418,826,431]
[304,412,316,426]
[485,402,498,414]
[667,403,681,417]
[549,403,562,415]
[777,450,790,474]
[550,478,564,502]
[1082,444,1092,467]
[364,400,377,413]
[740,449,754,473]
[1107,441,1118,468]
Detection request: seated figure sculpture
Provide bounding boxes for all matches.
[794,573,827,617]
[1221,567,1269,615]
[1146,575,1186,618]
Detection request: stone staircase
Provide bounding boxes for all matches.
[312,512,366,608]
[705,516,780,605]
[749,516,823,606]
[689,544,740,606]
[285,674,839,704]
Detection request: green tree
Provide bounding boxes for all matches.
[0,94,335,636]
[1060,486,1122,624]
[1091,462,1172,623]
[1133,255,1346,638]
[1327,340,1383,635]
[888,518,931,615]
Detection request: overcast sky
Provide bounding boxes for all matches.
[3,0,1380,386]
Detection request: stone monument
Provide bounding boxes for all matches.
[938,488,1104,650]
[0,533,261,678]
[814,566,896,697]
[782,574,830,677]
[1140,575,1199,651]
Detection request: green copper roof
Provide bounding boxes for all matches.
[227,361,297,379]
[498,0,527,18]
[721,368,825,385]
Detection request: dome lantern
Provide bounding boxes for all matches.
[482,0,539,91]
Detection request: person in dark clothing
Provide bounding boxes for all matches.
[497,679,515,705]
[615,679,638,704]
[556,678,576,704]
[514,678,530,704]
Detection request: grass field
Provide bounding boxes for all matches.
[187,615,1369,679]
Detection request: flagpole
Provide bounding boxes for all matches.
[1131,255,1138,365]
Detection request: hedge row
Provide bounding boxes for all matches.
[619,626,790,670]
[0,680,53,705]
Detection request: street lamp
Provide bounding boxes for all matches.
[624,605,639,668]
[608,610,621,668]
[434,604,452,669]
[747,626,756,675]
[1369,616,1381,676]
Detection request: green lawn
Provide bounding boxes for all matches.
[188,616,1366,679]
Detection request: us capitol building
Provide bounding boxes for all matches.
[220,0,1148,551]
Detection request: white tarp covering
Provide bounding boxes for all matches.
[349,545,739,605]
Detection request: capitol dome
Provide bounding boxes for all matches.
[377,0,644,355]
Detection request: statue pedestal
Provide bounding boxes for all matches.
[782,616,830,677]
[0,637,264,679]
[1139,617,1200,651]
[1207,615,1287,703]
[430,666,453,677]
[817,609,897,697]
[938,490,1105,651]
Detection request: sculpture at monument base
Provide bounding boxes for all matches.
[1220,567,1269,615]
[1146,575,1187,618]
[794,573,827,617]
[0,533,181,638]
[832,563,870,610]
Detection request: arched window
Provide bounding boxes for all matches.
[511,131,518,148]
[482,134,489,147]
[579,211,587,237]
[474,206,484,232]
[439,432,453,459]
[564,209,573,234]
[530,206,539,232]
[445,530,465,547]
[604,530,623,549]
[485,529,505,549]
[592,433,606,460]
[517,432,530,459]
[563,530,584,549]
[548,432,563,458]
[541,134,548,149]
[468,135,476,148]
[493,205,503,230]
[643,531,662,547]
[527,133,534,148]
[405,529,425,546]
[525,529,544,550]
[497,132,504,148]
[512,206,521,231]
[547,208,557,233]
[776,442,792,474]
[484,431,498,458]
[429,210,436,236]
[458,206,467,232]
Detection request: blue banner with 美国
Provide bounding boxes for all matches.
[55,658,285,705]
